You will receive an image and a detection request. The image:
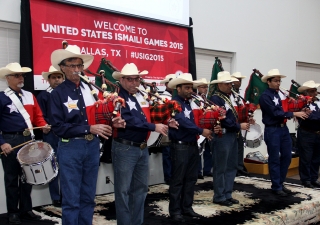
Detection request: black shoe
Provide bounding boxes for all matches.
[171,214,185,222]
[182,211,201,218]
[302,181,314,188]
[311,180,320,188]
[8,214,21,225]
[236,170,249,176]
[213,200,233,207]
[52,200,62,207]
[272,190,288,197]
[203,172,213,177]
[282,185,292,194]
[165,179,171,185]
[198,174,204,179]
[227,198,239,204]
[21,211,41,220]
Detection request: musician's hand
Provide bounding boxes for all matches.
[240,123,250,131]
[293,111,309,120]
[168,118,179,129]
[213,125,221,134]
[112,116,126,129]
[202,129,213,141]
[248,117,256,125]
[302,108,312,115]
[1,143,12,156]
[42,124,51,134]
[90,124,113,139]
[155,124,168,136]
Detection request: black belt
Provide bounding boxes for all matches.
[300,126,320,135]
[114,138,147,150]
[265,123,286,128]
[62,134,95,142]
[2,131,24,135]
[171,140,197,146]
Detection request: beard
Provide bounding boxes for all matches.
[17,83,24,88]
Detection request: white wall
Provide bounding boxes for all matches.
[0,0,21,23]
[190,0,320,157]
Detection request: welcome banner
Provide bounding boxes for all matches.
[29,0,189,90]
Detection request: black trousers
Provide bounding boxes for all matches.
[237,132,245,171]
[1,133,33,215]
[169,143,198,215]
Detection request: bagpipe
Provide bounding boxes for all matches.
[230,89,257,123]
[253,69,312,112]
[61,40,125,125]
[190,92,226,133]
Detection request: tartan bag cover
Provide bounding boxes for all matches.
[150,100,182,124]
[198,107,227,129]
[94,100,115,125]
[286,95,311,112]
[235,103,257,123]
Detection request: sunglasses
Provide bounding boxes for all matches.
[7,74,26,78]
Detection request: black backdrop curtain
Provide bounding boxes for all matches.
[188,17,197,80]
[20,0,35,94]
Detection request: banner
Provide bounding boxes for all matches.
[29,0,189,90]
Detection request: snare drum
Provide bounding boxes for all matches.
[147,132,170,147]
[242,124,263,148]
[17,141,58,185]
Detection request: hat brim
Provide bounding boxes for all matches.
[42,70,64,81]
[160,79,170,84]
[0,67,32,79]
[168,78,193,89]
[112,70,148,80]
[51,49,94,71]
[210,79,234,84]
[193,82,209,88]
[261,75,286,83]
[297,86,319,93]
[231,75,246,79]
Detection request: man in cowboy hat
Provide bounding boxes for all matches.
[296,80,320,188]
[209,71,251,207]
[230,72,251,176]
[167,73,212,222]
[111,63,177,225]
[37,65,64,207]
[48,45,125,224]
[0,62,50,224]
[159,74,176,185]
[191,78,213,179]
[259,69,309,196]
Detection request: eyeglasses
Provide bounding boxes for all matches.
[64,64,84,69]
[7,74,26,78]
[198,86,208,89]
[122,77,141,82]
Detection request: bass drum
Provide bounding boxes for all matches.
[242,124,263,148]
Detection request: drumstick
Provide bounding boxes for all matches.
[27,125,51,130]
[0,140,34,154]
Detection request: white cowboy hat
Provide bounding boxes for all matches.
[193,78,209,88]
[42,65,64,81]
[210,71,237,84]
[160,74,176,84]
[297,80,320,92]
[231,72,246,79]
[231,77,239,82]
[261,69,286,83]
[51,45,94,70]
[167,73,194,89]
[112,63,148,80]
[0,62,32,79]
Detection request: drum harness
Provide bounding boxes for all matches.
[4,88,35,139]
